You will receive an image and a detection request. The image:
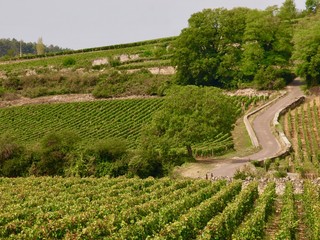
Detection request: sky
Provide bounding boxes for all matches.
[0,0,306,50]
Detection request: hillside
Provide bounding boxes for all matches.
[0,37,176,99]
[2,2,320,239]
[1,177,319,239]
[0,98,164,148]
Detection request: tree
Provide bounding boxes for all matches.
[36,37,45,55]
[292,12,320,86]
[241,6,294,86]
[306,0,320,12]
[278,0,297,20]
[142,86,238,157]
[172,8,251,88]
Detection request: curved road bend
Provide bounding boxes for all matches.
[210,79,304,177]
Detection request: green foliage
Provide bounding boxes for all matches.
[153,180,241,240]
[62,57,76,67]
[0,133,27,177]
[173,8,250,87]
[233,182,276,240]
[112,181,224,239]
[36,37,45,55]
[278,0,298,20]
[253,66,288,90]
[306,0,320,12]
[142,85,238,157]
[0,177,319,239]
[302,180,320,239]
[173,6,294,89]
[0,98,164,147]
[292,12,320,86]
[275,182,298,240]
[30,131,79,176]
[0,86,5,97]
[83,138,129,177]
[199,181,259,239]
[0,38,69,58]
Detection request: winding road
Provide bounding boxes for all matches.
[192,79,304,177]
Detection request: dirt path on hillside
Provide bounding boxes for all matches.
[179,79,304,178]
[0,94,157,108]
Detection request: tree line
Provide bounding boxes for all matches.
[0,38,70,59]
[172,0,320,88]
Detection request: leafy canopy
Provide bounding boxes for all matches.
[142,85,238,156]
[292,11,320,86]
[172,5,295,89]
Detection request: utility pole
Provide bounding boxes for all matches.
[20,39,22,58]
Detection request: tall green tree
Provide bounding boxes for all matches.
[142,86,238,157]
[306,0,320,12]
[36,37,45,55]
[241,6,294,87]
[278,0,297,20]
[292,12,320,86]
[172,8,251,88]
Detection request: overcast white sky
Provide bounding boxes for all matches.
[0,0,306,50]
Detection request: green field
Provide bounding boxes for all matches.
[0,98,164,147]
[0,95,263,155]
[0,177,319,239]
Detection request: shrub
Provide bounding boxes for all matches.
[62,57,76,67]
[83,138,129,177]
[110,57,121,67]
[0,133,27,177]
[0,86,5,97]
[33,131,79,176]
[254,66,289,90]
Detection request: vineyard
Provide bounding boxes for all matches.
[0,177,319,239]
[0,95,264,155]
[282,97,320,177]
[0,98,164,147]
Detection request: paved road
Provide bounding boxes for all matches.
[209,79,304,177]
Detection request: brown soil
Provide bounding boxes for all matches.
[264,199,282,239]
[0,94,157,108]
[295,199,309,240]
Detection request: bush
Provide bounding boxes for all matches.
[128,153,163,178]
[110,57,121,67]
[62,57,76,67]
[0,133,23,163]
[32,131,79,176]
[254,66,289,90]
[2,157,31,177]
[85,138,128,163]
[0,86,5,97]
[0,133,27,177]
[82,138,129,177]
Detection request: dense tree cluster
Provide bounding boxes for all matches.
[172,0,319,89]
[292,11,320,86]
[0,38,70,59]
[131,86,240,177]
[0,131,130,178]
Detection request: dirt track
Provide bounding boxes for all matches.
[180,79,304,178]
